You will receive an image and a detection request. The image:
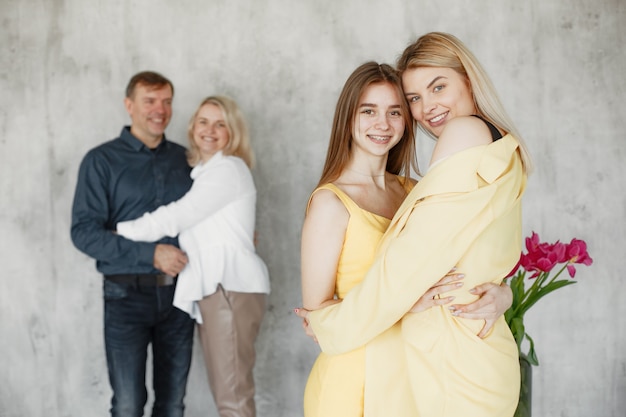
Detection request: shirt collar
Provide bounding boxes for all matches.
[120,126,170,152]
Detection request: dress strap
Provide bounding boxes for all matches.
[307,183,359,214]
[471,114,503,141]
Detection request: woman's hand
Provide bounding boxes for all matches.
[449,282,513,338]
[409,269,465,313]
[294,307,317,343]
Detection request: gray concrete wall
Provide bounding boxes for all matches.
[1,0,624,416]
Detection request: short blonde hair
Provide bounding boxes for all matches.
[397,32,533,173]
[186,95,254,168]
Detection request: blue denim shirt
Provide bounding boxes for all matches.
[71,126,192,275]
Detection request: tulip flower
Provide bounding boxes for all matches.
[504,232,593,366]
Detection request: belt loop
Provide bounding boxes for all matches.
[131,274,140,290]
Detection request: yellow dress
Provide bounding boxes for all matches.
[303,183,394,417]
[309,136,526,417]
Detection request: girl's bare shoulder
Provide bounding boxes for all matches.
[430,116,493,165]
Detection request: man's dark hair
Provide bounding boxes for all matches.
[125,71,174,98]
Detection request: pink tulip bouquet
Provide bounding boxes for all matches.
[504,232,593,365]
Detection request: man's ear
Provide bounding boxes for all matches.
[123,97,133,115]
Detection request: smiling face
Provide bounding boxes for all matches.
[351,82,405,158]
[192,103,230,162]
[402,66,476,138]
[124,83,173,148]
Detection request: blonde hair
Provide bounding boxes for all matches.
[317,62,418,187]
[397,32,533,173]
[186,95,254,168]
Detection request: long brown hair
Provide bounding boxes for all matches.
[397,32,533,173]
[317,62,417,187]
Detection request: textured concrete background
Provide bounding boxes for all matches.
[1,0,624,416]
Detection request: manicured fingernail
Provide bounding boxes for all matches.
[452,310,461,316]
[469,288,477,293]
[456,282,464,287]
[448,306,457,312]
[293,308,299,313]
[457,274,465,279]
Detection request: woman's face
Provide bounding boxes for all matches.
[192,103,230,162]
[402,66,476,138]
[352,82,405,158]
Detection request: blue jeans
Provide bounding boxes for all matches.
[103,279,194,417]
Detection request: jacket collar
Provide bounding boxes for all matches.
[390,135,520,226]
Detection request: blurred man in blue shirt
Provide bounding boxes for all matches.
[71,71,194,417]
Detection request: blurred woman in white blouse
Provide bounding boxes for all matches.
[117,95,270,417]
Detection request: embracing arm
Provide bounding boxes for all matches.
[450,281,512,338]
[301,266,512,339]
[301,189,349,311]
[117,161,242,242]
[297,189,348,343]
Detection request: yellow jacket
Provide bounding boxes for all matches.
[309,135,526,416]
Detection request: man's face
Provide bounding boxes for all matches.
[124,83,173,147]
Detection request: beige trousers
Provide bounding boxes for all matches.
[197,286,266,417]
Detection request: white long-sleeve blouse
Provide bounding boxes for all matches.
[117,151,270,322]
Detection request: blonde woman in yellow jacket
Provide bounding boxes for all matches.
[298,32,532,417]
